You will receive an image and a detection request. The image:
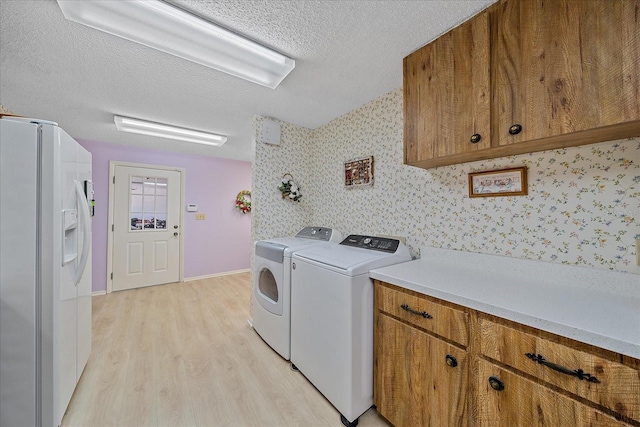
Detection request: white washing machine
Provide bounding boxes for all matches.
[252,227,342,360]
[290,235,411,427]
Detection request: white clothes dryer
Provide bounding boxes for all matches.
[252,227,342,360]
[290,235,411,427]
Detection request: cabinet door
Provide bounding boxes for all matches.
[375,314,467,427]
[477,359,631,426]
[496,0,640,146]
[403,9,491,164]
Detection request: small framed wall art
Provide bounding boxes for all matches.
[344,156,374,188]
[468,166,528,198]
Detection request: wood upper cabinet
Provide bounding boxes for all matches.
[404,9,491,164]
[496,0,640,146]
[403,0,640,169]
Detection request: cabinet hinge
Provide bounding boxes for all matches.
[113,176,115,184]
[112,224,114,232]
[110,272,113,280]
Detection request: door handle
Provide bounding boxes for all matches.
[400,303,432,319]
[73,180,91,286]
[524,353,600,383]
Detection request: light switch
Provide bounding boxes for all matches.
[196,213,206,220]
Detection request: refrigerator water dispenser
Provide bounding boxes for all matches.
[62,209,78,265]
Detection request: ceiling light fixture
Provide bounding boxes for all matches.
[114,115,227,146]
[57,0,295,89]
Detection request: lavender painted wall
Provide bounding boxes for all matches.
[78,139,252,293]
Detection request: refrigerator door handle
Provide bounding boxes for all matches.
[73,180,91,286]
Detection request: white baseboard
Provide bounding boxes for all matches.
[183,268,251,282]
[91,269,251,295]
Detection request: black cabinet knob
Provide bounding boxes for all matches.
[508,124,522,135]
[470,134,482,144]
[445,354,458,368]
[488,376,505,391]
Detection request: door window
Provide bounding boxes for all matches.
[258,268,279,302]
[130,176,168,230]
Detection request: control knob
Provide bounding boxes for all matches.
[363,237,372,246]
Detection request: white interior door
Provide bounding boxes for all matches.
[112,165,182,291]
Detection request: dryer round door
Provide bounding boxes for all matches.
[254,258,284,315]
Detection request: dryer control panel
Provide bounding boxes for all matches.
[340,235,400,253]
[296,227,338,241]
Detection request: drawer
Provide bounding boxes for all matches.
[375,282,468,346]
[477,359,631,427]
[479,317,640,422]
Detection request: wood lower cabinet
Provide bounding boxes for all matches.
[373,281,639,427]
[479,318,640,423]
[476,359,630,427]
[375,314,468,427]
[374,282,469,427]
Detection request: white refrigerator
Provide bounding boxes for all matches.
[0,116,93,427]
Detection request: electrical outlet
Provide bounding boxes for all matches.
[195,213,206,220]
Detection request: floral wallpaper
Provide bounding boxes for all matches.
[0,104,14,114]
[253,88,639,274]
[252,116,313,243]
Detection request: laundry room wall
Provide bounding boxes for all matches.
[252,89,640,274]
[252,116,314,242]
[79,139,253,293]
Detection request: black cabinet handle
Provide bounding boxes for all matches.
[400,304,432,319]
[470,133,482,144]
[488,376,505,391]
[508,124,522,135]
[525,353,600,383]
[445,354,458,368]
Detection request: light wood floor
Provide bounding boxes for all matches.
[62,273,391,427]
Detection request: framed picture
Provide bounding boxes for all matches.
[468,166,528,198]
[344,156,374,188]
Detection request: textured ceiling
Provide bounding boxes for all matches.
[0,0,495,162]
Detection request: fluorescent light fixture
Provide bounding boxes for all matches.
[57,0,295,89]
[114,115,227,147]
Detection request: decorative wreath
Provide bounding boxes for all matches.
[278,173,302,202]
[235,190,251,214]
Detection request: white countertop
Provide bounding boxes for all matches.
[369,247,640,359]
